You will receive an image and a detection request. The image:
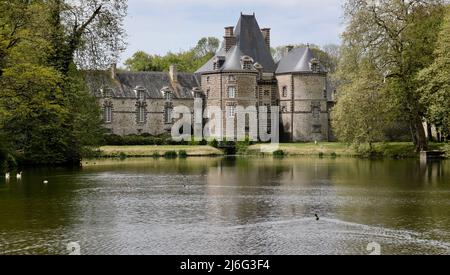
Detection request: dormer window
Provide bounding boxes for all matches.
[102,88,113,98]
[310,58,320,73]
[137,90,145,101]
[241,56,254,70]
[213,56,225,70]
[161,87,173,101]
[165,91,172,101]
[228,75,236,82]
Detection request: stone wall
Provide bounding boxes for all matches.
[99,97,194,136]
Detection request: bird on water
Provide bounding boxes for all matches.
[315,214,320,221]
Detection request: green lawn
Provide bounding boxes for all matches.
[248,142,449,158]
[99,145,223,157]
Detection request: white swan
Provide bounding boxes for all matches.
[43,180,48,184]
[16,172,22,180]
[5,173,10,180]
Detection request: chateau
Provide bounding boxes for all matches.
[87,14,335,142]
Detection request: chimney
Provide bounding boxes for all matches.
[169,64,178,92]
[261,28,271,50]
[224,26,236,52]
[111,63,117,80]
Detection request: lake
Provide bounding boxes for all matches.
[0,157,450,255]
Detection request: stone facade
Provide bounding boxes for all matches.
[88,14,335,142]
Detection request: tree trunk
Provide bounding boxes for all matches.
[427,122,434,142]
[412,113,427,152]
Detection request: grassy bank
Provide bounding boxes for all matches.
[98,145,223,158]
[248,142,450,158]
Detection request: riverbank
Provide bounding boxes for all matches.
[248,142,450,158]
[98,145,224,158]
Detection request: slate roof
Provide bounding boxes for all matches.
[196,14,276,73]
[84,71,199,99]
[276,47,325,74]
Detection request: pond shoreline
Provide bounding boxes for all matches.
[92,142,449,160]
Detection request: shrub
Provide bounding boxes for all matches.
[331,152,338,158]
[152,152,160,158]
[178,150,188,158]
[118,152,127,160]
[318,152,324,158]
[164,151,178,159]
[208,139,218,148]
[273,150,285,158]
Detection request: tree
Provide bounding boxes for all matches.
[124,37,220,73]
[124,51,158,71]
[47,0,127,75]
[193,37,220,58]
[340,0,445,151]
[417,6,450,139]
[332,59,395,148]
[0,0,123,166]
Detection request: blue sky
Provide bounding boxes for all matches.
[120,0,345,64]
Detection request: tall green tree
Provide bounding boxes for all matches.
[417,6,450,139]
[125,37,220,72]
[339,0,445,151]
[0,0,127,166]
[332,59,395,148]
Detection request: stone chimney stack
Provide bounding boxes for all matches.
[261,28,271,50]
[111,63,117,80]
[169,64,179,93]
[224,26,236,52]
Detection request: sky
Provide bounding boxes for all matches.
[120,0,346,64]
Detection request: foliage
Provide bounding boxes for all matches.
[417,6,450,138]
[164,151,178,159]
[332,60,396,148]
[178,150,188,158]
[104,134,189,146]
[272,150,285,158]
[0,0,126,166]
[124,37,220,72]
[335,0,446,151]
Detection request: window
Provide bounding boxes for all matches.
[264,90,270,96]
[226,105,236,118]
[103,88,112,98]
[312,124,322,133]
[165,107,173,123]
[227,86,236,98]
[241,56,253,70]
[104,106,112,123]
[165,91,172,101]
[282,86,288,97]
[324,89,328,99]
[138,90,145,101]
[312,103,321,118]
[138,106,145,123]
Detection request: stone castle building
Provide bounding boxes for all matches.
[87,14,334,142]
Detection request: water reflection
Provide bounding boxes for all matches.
[0,157,449,255]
